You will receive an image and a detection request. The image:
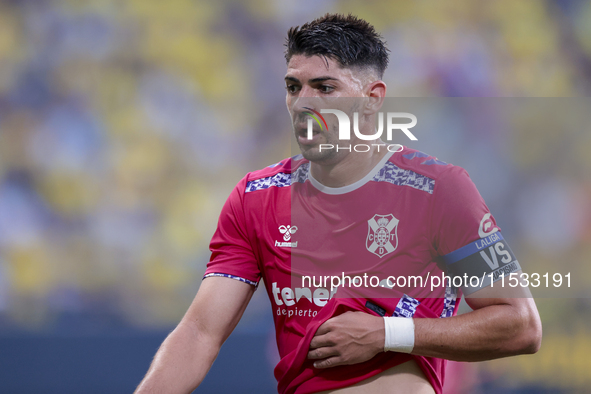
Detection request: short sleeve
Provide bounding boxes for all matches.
[204,176,261,286]
[430,166,501,256]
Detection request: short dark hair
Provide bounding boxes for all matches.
[285,13,389,79]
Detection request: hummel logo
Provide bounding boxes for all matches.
[278,225,298,241]
[276,225,298,248]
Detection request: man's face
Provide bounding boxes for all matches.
[285,55,367,164]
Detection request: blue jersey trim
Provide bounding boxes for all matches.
[245,163,310,193]
[392,294,420,318]
[439,286,457,318]
[442,232,504,265]
[372,161,435,194]
[245,172,291,193]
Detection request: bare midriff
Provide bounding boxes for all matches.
[314,360,435,394]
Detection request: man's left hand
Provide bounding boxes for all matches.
[307,311,384,369]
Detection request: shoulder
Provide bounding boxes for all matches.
[392,146,459,179]
[242,155,309,193]
[380,146,469,195]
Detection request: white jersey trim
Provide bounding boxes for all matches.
[203,273,259,287]
[308,144,403,195]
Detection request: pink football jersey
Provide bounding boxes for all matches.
[205,146,502,394]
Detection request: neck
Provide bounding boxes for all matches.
[309,141,391,188]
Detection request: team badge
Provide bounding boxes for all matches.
[366,214,399,258]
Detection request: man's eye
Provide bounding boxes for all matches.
[286,85,299,93]
[319,85,334,93]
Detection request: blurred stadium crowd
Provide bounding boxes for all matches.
[0,0,591,391]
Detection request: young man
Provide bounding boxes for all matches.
[135,14,541,394]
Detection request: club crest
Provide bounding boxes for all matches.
[366,214,399,258]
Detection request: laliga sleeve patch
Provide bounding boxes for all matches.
[442,233,521,295]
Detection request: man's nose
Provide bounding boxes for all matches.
[291,86,322,116]
[298,84,319,98]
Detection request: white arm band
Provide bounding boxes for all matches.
[383,316,415,353]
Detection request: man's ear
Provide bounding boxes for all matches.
[364,80,386,115]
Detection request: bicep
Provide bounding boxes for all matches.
[182,276,256,347]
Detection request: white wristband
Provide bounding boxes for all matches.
[383,317,415,353]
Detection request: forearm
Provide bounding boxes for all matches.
[412,301,541,361]
[134,320,219,394]
[308,298,541,369]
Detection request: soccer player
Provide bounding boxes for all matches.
[135,14,541,394]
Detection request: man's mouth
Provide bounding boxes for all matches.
[295,124,322,145]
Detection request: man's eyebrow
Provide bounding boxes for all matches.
[309,76,339,83]
[284,76,339,83]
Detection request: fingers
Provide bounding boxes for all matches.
[314,321,332,336]
[306,312,384,371]
[308,330,343,369]
[309,333,336,349]
[307,345,339,360]
[314,313,352,336]
[314,312,358,334]
[312,356,345,369]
